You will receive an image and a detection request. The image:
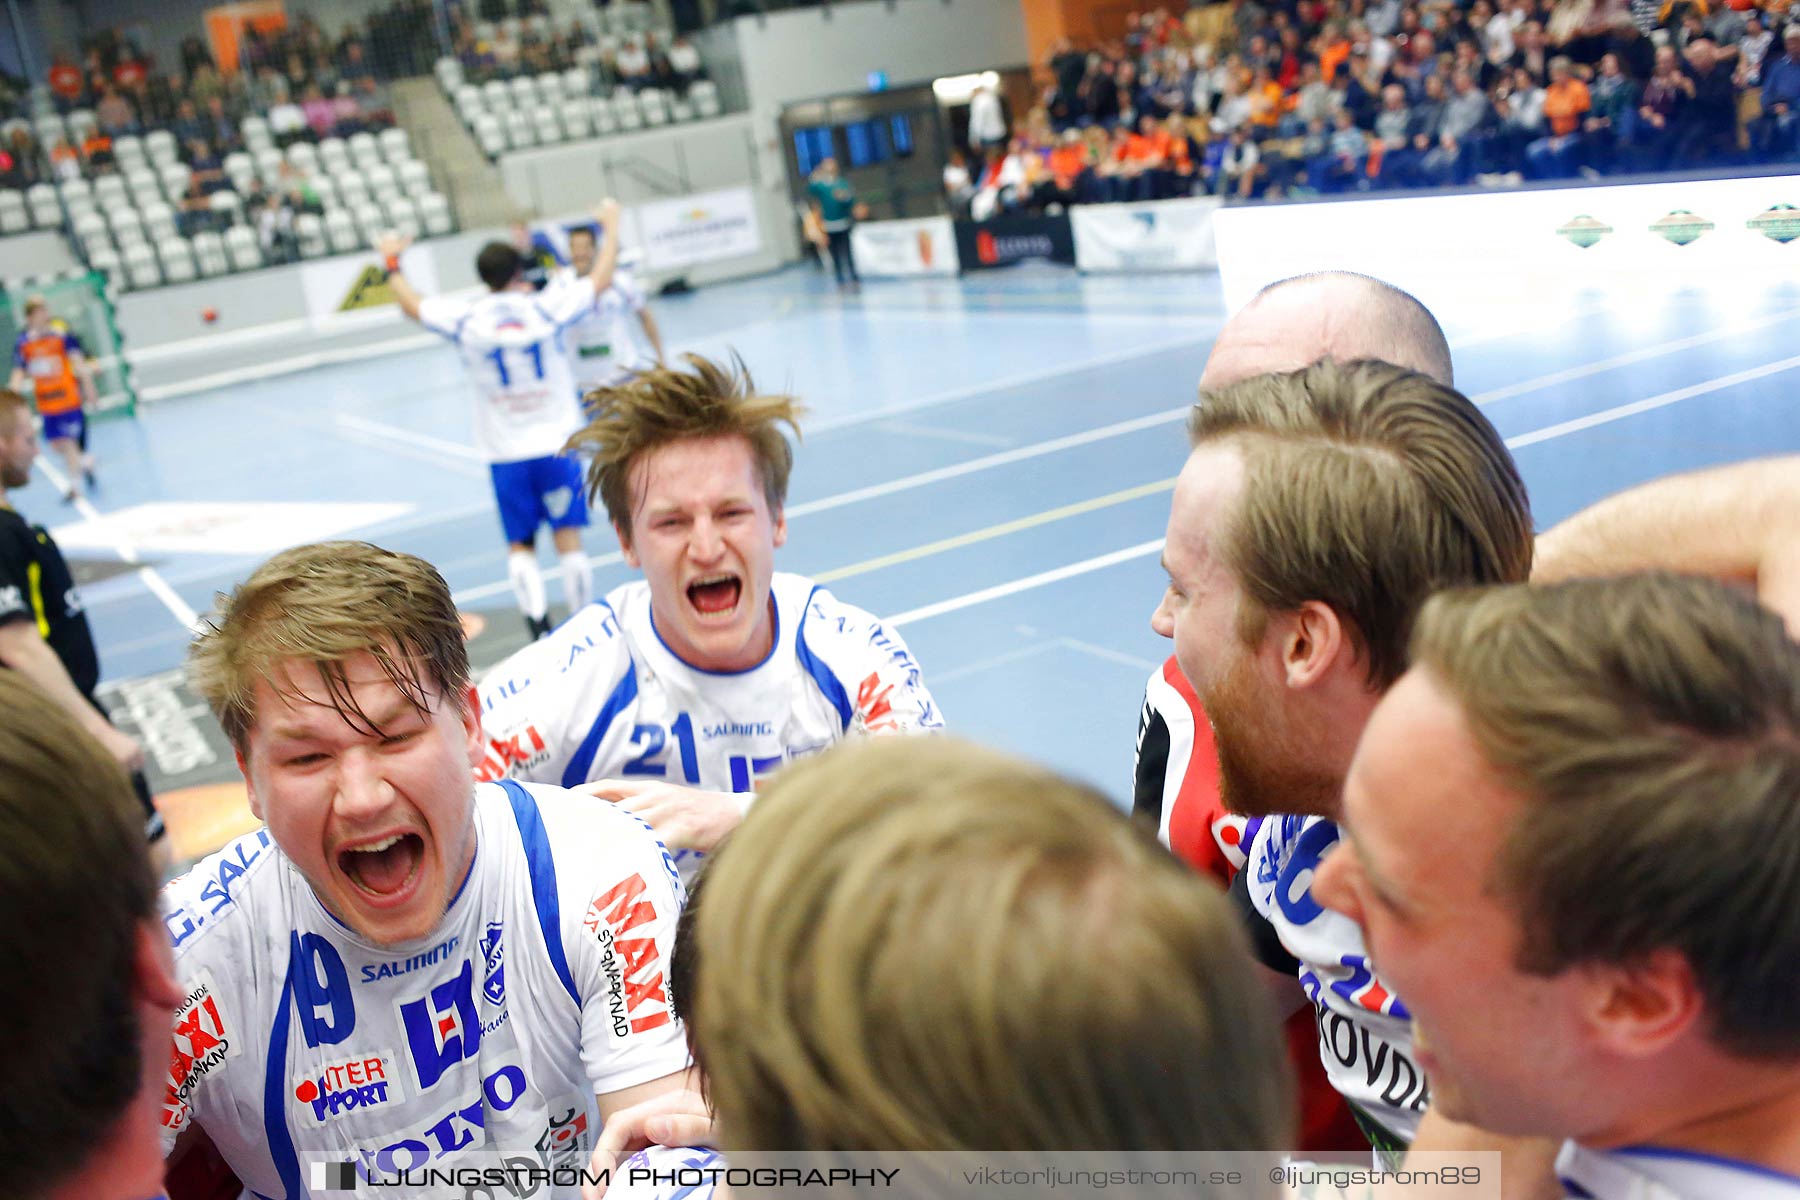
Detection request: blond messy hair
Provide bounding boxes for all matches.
[692,737,1295,1152]
[567,352,803,541]
[188,541,470,750]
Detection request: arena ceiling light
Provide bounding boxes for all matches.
[931,71,1000,104]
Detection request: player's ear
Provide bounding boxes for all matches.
[772,507,787,549]
[615,522,639,568]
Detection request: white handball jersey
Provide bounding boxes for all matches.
[418,277,597,463]
[1244,815,1427,1148]
[1555,1142,1800,1199]
[160,781,690,1200]
[475,572,943,871]
[560,267,652,390]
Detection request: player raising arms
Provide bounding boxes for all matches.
[8,295,98,501]
[561,221,665,395]
[381,200,621,640]
[474,353,943,871]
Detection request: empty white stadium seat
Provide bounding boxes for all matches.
[146,129,178,166]
[224,225,262,271]
[563,66,591,98]
[559,100,593,139]
[94,174,129,208]
[158,163,192,202]
[192,230,230,276]
[691,81,722,119]
[0,190,28,235]
[505,108,536,148]
[483,80,511,110]
[208,190,244,225]
[475,116,507,157]
[351,201,387,243]
[308,175,340,210]
[318,137,351,170]
[612,92,644,131]
[86,245,121,281]
[384,195,421,239]
[141,201,178,242]
[223,152,256,192]
[669,97,695,122]
[158,236,197,283]
[241,115,271,146]
[27,182,60,227]
[324,209,361,254]
[589,96,619,136]
[349,132,382,168]
[106,206,145,244]
[397,160,431,196]
[254,147,285,183]
[295,212,328,258]
[34,113,66,146]
[534,73,564,104]
[639,89,670,126]
[122,241,162,289]
[534,106,564,144]
[72,209,108,242]
[419,191,453,237]
[436,56,464,94]
[66,109,96,141]
[508,77,537,109]
[379,127,410,163]
[113,135,147,169]
[287,141,319,175]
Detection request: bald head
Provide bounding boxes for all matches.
[1199,272,1454,391]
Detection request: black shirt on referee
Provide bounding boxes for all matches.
[0,504,100,699]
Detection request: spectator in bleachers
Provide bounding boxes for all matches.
[177,176,221,237]
[1678,36,1741,161]
[1583,50,1638,168]
[48,55,84,112]
[330,80,364,135]
[179,35,214,78]
[667,35,704,88]
[1633,42,1690,167]
[1524,54,1591,175]
[1424,67,1496,181]
[80,126,115,172]
[615,36,653,90]
[170,99,207,150]
[184,139,226,194]
[94,87,137,138]
[1755,25,1800,156]
[301,83,336,139]
[266,83,309,147]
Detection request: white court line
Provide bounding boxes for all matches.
[886,350,1800,630]
[33,457,201,631]
[333,413,488,463]
[872,420,1015,448]
[886,540,1167,627]
[1469,308,1800,405]
[1505,354,1800,448]
[807,330,1220,434]
[138,332,444,403]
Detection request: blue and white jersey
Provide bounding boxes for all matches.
[419,279,596,463]
[1556,1142,1800,1199]
[475,572,943,872]
[1245,815,1426,1147]
[159,781,689,1200]
[558,266,653,391]
[608,1145,725,1200]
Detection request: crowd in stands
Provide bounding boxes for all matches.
[446,3,707,94]
[0,8,428,194]
[951,0,1800,214]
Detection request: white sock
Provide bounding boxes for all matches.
[508,550,547,620]
[561,550,592,613]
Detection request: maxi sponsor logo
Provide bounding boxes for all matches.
[475,724,550,782]
[162,971,238,1130]
[582,874,672,1037]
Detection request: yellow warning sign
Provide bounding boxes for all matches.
[338,264,397,311]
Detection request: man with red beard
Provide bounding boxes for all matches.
[1134,270,1458,1153]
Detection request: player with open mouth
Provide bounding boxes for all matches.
[473,353,944,871]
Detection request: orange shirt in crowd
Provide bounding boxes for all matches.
[1048,143,1088,189]
[1249,79,1285,126]
[1120,129,1171,164]
[1544,77,1592,136]
[1320,38,1352,82]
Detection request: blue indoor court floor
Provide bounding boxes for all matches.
[30,261,1800,832]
